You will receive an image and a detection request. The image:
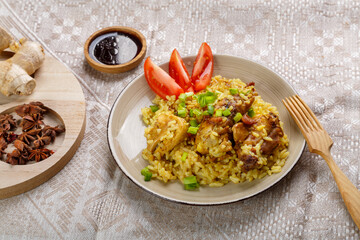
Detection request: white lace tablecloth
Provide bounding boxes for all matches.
[0,0,359,239]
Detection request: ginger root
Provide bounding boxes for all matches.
[0,27,15,52]
[0,27,45,96]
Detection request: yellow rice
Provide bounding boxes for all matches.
[141,75,289,187]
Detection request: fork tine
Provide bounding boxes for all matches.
[282,97,309,135]
[289,96,319,132]
[294,95,324,131]
[288,96,317,131]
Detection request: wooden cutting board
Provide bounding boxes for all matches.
[0,52,86,199]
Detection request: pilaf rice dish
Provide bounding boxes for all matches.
[141,75,289,188]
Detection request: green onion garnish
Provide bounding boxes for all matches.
[248,108,255,117]
[229,88,239,95]
[189,119,199,127]
[150,105,159,112]
[179,93,187,102]
[179,102,186,108]
[233,112,243,122]
[207,105,214,115]
[199,95,207,107]
[215,90,222,96]
[181,152,188,162]
[202,111,210,116]
[223,108,231,117]
[141,167,152,181]
[187,126,199,134]
[193,109,202,117]
[215,110,223,117]
[183,176,199,190]
[189,109,194,117]
[205,95,216,104]
[178,109,186,117]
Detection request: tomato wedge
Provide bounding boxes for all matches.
[169,49,192,91]
[144,57,184,99]
[191,42,214,91]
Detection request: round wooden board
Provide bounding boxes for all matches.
[0,53,86,199]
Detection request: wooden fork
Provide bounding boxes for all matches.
[283,95,360,229]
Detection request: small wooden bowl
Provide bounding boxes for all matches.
[84,26,147,74]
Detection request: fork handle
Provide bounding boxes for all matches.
[322,153,360,229]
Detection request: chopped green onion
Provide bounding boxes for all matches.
[202,111,210,116]
[223,108,231,117]
[215,110,223,117]
[189,119,199,127]
[189,109,194,117]
[183,176,199,190]
[179,102,186,108]
[141,167,152,181]
[150,105,159,112]
[233,112,243,122]
[187,126,199,134]
[196,91,218,107]
[179,93,187,102]
[205,95,216,104]
[181,152,188,162]
[193,109,202,117]
[199,95,207,107]
[207,105,214,115]
[178,109,186,117]
[248,108,255,117]
[229,88,239,95]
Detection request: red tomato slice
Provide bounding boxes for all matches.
[191,42,214,91]
[186,86,194,92]
[144,57,184,99]
[169,49,192,91]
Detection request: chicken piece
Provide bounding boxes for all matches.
[261,113,284,155]
[241,154,259,172]
[232,122,249,145]
[243,115,272,146]
[215,90,256,117]
[195,117,233,157]
[146,113,188,154]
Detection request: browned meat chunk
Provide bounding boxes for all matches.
[241,154,258,172]
[146,113,188,154]
[215,91,256,117]
[261,113,284,155]
[195,117,233,157]
[232,122,249,144]
[243,115,271,146]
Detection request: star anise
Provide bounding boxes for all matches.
[13,139,32,153]
[33,135,52,148]
[5,132,18,143]
[0,136,7,154]
[42,125,65,141]
[29,148,53,162]
[15,102,46,117]
[0,114,16,131]
[6,149,28,165]
[21,113,44,131]
[18,129,41,145]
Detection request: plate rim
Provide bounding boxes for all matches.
[107,54,306,205]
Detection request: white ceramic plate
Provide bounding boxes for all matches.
[107,55,305,205]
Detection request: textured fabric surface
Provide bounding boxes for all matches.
[1,0,360,239]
